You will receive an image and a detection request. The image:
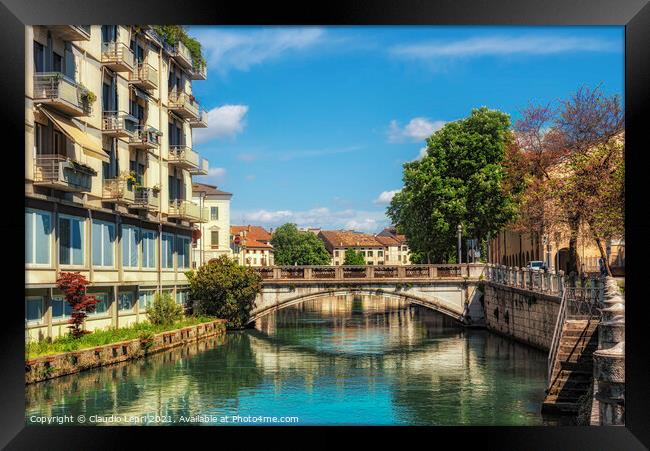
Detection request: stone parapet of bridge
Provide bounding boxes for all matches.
[485,263,565,297]
[253,263,486,283]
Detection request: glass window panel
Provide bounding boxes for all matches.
[59,218,70,265]
[92,221,102,266]
[25,211,33,263]
[119,292,135,311]
[26,298,43,322]
[71,218,84,265]
[93,293,108,314]
[51,297,63,319]
[35,212,51,264]
[103,223,115,267]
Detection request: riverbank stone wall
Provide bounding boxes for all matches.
[482,283,561,350]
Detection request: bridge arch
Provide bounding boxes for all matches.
[248,287,467,325]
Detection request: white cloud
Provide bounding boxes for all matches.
[196,167,227,185]
[374,189,400,205]
[416,146,428,160]
[388,117,446,143]
[232,207,390,233]
[389,35,620,60]
[193,105,249,145]
[192,27,326,75]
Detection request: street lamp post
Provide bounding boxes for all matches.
[457,224,462,264]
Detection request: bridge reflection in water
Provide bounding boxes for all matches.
[26,295,553,426]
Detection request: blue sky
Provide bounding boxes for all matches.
[187,26,624,233]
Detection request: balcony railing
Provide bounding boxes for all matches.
[190,62,207,80]
[129,125,160,152]
[101,42,135,72]
[102,178,135,204]
[47,25,91,41]
[168,145,199,170]
[168,199,207,223]
[130,187,160,211]
[168,90,200,120]
[102,111,138,137]
[33,73,92,117]
[130,62,158,91]
[172,41,193,68]
[190,157,209,176]
[189,108,208,128]
[33,154,95,192]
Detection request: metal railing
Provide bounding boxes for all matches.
[168,90,200,119]
[189,108,208,127]
[172,41,192,67]
[102,178,134,203]
[129,125,160,148]
[101,42,135,70]
[132,187,160,210]
[33,72,92,115]
[190,157,209,176]
[252,263,486,281]
[547,288,568,384]
[33,154,94,191]
[168,145,199,168]
[168,199,203,222]
[131,62,158,89]
[102,111,137,135]
[191,62,207,80]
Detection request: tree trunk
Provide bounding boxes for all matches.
[567,215,580,283]
[593,235,613,277]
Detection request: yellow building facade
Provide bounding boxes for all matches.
[25,25,211,341]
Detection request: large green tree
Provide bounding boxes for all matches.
[185,256,262,328]
[271,223,331,265]
[388,107,517,263]
[343,249,366,265]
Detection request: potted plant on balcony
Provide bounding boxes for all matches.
[151,184,161,193]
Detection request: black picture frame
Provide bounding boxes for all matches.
[1,0,648,448]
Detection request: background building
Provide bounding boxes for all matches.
[25,25,210,341]
[192,183,232,267]
[317,229,412,266]
[231,225,274,266]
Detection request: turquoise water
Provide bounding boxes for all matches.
[26,295,550,425]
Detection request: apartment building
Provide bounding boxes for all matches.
[25,25,211,341]
[192,183,233,267]
[231,225,274,266]
[317,229,412,266]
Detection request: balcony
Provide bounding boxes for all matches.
[171,41,193,69]
[168,199,208,223]
[129,187,160,212]
[129,62,158,91]
[102,111,138,138]
[101,42,135,73]
[190,157,209,176]
[33,154,95,192]
[47,25,91,41]
[168,145,199,170]
[190,62,207,80]
[129,125,161,153]
[168,90,200,120]
[33,73,93,117]
[189,109,208,128]
[102,178,134,204]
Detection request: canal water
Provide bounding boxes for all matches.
[26,295,552,426]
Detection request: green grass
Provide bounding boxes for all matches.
[26,315,218,359]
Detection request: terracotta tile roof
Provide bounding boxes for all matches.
[374,235,400,246]
[192,183,232,197]
[318,230,384,248]
[378,227,408,244]
[231,225,273,249]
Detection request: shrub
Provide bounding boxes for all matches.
[56,272,97,338]
[186,255,262,328]
[147,292,183,326]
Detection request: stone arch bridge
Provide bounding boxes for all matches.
[249,264,487,325]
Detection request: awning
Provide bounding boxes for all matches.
[131,86,151,101]
[38,107,108,163]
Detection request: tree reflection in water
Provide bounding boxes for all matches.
[26,295,550,425]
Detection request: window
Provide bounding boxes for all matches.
[92,220,116,267]
[402,246,408,251]
[51,296,72,321]
[118,291,135,312]
[211,207,219,220]
[162,233,174,269]
[368,250,373,257]
[89,292,110,316]
[122,225,140,268]
[334,250,339,257]
[26,209,52,265]
[138,291,154,310]
[211,230,219,248]
[176,236,191,269]
[176,291,188,306]
[59,215,85,266]
[53,53,63,73]
[141,230,157,269]
[33,41,44,73]
[26,296,44,324]
[378,250,384,257]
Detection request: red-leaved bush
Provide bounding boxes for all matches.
[56,272,97,338]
